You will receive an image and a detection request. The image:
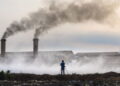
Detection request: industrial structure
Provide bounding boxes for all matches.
[0,38,39,57]
[0,38,120,58]
[1,39,6,57]
[33,38,39,56]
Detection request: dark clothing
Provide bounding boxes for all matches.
[61,62,65,70]
[60,61,65,75]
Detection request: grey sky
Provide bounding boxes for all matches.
[0,0,120,53]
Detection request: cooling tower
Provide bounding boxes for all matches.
[33,38,39,56]
[1,39,6,57]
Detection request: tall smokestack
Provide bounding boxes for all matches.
[1,39,6,57]
[33,38,39,56]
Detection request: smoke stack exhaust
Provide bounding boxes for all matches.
[33,38,39,56]
[1,39,6,57]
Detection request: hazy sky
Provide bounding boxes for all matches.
[0,0,120,53]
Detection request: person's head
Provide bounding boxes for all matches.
[62,60,64,63]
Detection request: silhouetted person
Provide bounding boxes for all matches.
[60,60,65,75]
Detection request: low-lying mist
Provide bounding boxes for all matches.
[0,53,120,75]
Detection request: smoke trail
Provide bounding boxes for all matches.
[2,0,119,39]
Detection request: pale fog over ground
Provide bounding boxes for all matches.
[0,0,120,74]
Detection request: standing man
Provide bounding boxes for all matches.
[60,60,65,75]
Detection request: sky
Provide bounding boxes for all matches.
[0,0,120,53]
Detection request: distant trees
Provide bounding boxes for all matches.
[0,70,11,80]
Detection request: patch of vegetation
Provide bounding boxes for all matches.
[0,71,120,82]
[0,70,11,80]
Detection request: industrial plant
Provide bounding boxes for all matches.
[0,0,120,85]
[1,37,120,57]
[1,38,120,68]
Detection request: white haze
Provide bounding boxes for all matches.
[0,54,120,75]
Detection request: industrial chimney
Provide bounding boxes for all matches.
[1,39,6,57]
[33,38,39,56]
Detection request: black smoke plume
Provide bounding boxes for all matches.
[2,1,118,39]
